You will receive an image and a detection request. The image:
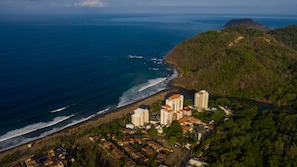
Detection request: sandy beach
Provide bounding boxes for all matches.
[0,87,189,162]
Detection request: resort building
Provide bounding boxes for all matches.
[160,94,184,126]
[194,90,209,112]
[165,94,184,112]
[131,108,149,127]
[160,107,173,125]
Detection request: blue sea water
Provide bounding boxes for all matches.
[0,14,296,151]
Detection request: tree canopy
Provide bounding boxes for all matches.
[197,107,297,167]
[166,25,297,106]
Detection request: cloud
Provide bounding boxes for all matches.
[75,0,106,8]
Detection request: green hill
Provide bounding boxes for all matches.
[166,25,297,105]
[269,25,297,50]
[224,18,270,31]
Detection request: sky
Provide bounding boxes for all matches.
[0,0,296,15]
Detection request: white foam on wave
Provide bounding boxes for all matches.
[64,107,111,128]
[0,107,111,152]
[167,68,178,80]
[128,55,143,59]
[50,103,75,113]
[0,114,75,143]
[51,107,67,113]
[148,68,159,71]
[117,67,179,108]
[151,58,163,64]
[138,77,166,92]
[0,126,69,152]
[118,77,168,108]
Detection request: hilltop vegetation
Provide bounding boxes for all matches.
[166,25,297,106]
[197,102,297,166]
[269,25,297,50]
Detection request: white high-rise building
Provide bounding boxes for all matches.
[194,90,209,112]
[160,94,184,126]
[165,94,184,112]
[160,108,173,125]
[131,108,149,127]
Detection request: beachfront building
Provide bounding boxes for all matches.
[165,94,184,112]
[160,106,173,125]
[160,94,184,126]
[194,90,209,112]
[131,108,149,127]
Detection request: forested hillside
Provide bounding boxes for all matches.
[198,105,297,166]
[166,25,297,106]
[269,25,297,50]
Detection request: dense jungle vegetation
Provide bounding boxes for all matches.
[166,25,297,106]
[197,105,297,167]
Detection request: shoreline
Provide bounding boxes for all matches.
[0,78,287,162]
[0,87,186,161]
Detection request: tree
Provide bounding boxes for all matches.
[149,128,158,138]
[168,136,177,145]
[166,121,183,139]
[149,100,163,113]
[184,99,193,106]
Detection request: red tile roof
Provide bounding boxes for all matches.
[178,116,189,123]
[169,94,181,100]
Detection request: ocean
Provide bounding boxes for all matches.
[0,14,296,151]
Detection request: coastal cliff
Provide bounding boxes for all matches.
[166,22,297,106]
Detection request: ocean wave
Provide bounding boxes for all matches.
[50,107,67,113]
[64,107,111,128]
[167,68,178,80]
[148,68,159,71]
[151,58,163,64]
[117,78,167,108]
[0,107,112,152]
[0,126,67,152]
[0,114,75,143]
[128,55,143,59]
[117,67,178,108]
[50,103,75,113]
[138,77,167,92]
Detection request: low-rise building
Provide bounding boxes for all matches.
[126,124,135,129]
[155,153,167,163]
[183,106,192,116]
[25,158,38,167]
[102,140,113,150]
[142,146,154,156]
[111,148,124,159]
[124,157,136,167]
[181,125,192,133]
[187,157,207,167]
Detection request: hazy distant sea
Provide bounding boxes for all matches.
[0,14,296,151]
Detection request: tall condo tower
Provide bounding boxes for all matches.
[131,108,149,127]
[160,94,184,126]
[194,90,209,112]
